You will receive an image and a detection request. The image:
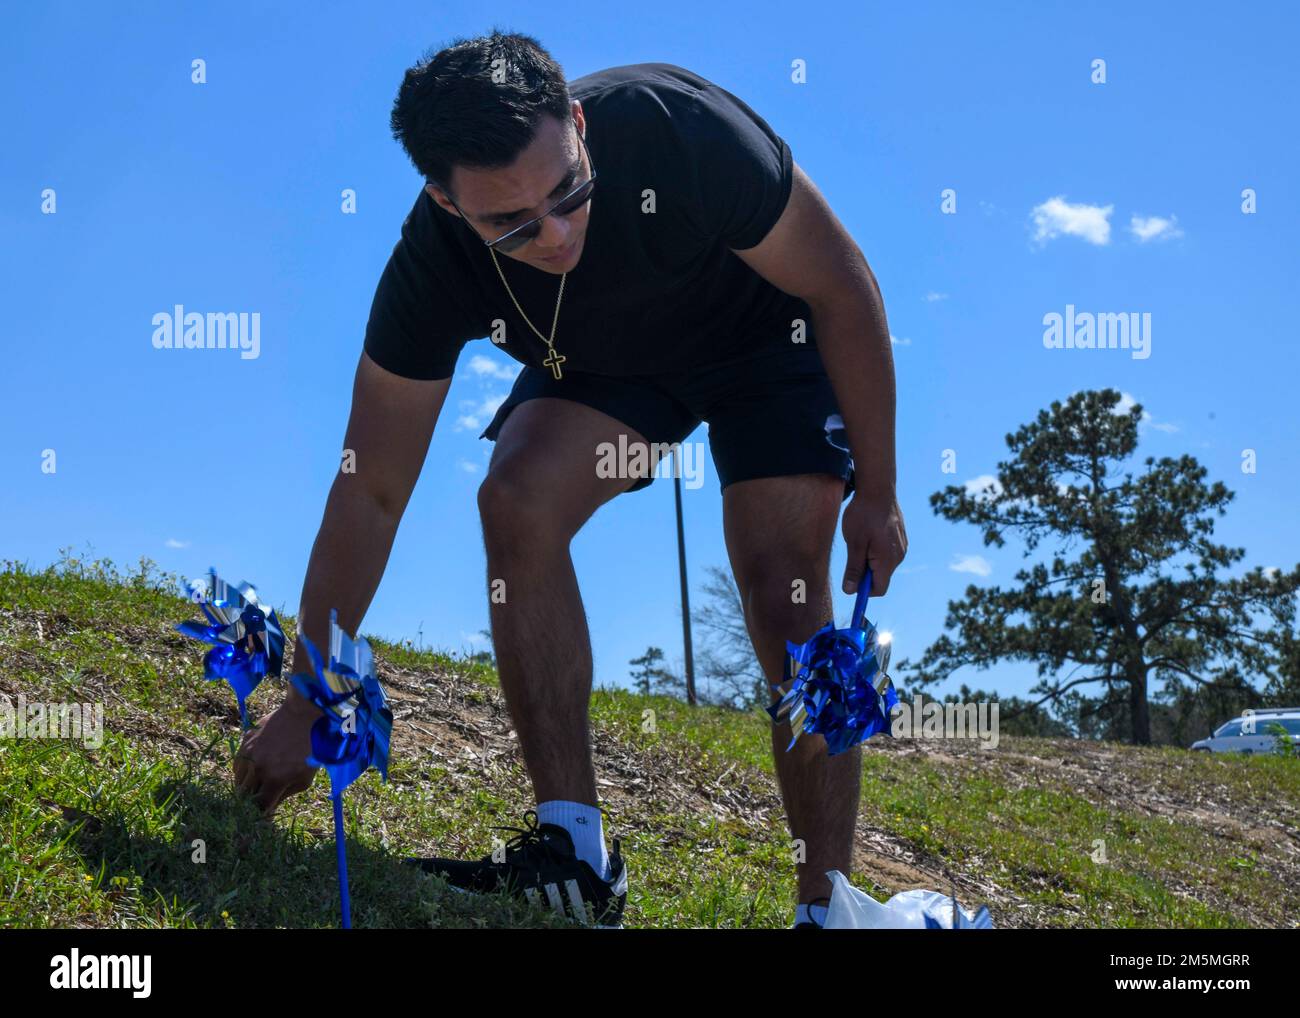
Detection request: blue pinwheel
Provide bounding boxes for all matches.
[291,609,392,929]
[768,567,898,756]
[177,569,285,729]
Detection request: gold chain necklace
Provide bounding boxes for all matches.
[490,248,567,379]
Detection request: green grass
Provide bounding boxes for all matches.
[2,554,1297,928]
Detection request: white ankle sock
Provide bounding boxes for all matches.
[795,902,829,927]
[535,800,610,880]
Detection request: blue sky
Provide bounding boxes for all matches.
[3,1,1297,705]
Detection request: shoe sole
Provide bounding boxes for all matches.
[415,869,624,928]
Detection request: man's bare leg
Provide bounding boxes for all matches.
[477,397,647,806]
[722,473,861,905]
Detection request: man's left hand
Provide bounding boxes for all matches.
[840,491,907,596]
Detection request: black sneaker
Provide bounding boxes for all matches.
[406,810,628,928]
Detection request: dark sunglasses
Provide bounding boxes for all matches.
[443,126,597,255]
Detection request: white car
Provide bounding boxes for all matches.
[1191,709,1300,754]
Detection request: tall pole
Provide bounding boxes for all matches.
[673,449,697,705]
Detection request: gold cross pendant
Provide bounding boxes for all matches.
[543,348,566,380]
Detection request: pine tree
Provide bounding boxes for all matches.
[906,389,1300,744]
[629,646,668,697]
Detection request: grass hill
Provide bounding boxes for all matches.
[2,556,1297,928]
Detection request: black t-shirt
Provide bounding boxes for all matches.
[363,62,813,381]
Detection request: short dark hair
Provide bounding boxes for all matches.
[390,29,571,193]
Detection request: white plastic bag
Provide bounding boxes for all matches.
[822,870,993,929]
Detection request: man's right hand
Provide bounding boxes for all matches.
[233,687,319,815]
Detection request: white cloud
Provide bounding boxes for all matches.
[455,393,508,431]
[924,291,949,302]
[460,630,490,647]
[1129,214,1183,243]
[890,334,912,346]
[950,554,992,577]
[164,538,190,549]
[1112,391,1178,434]
[963,474,1003,500]
[1031,196,1113,246]
[467,354,521,381]
[457,459,481,473]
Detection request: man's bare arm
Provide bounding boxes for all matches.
[236,351,450,812]
[733,163,907,595]
[291,351,451,671]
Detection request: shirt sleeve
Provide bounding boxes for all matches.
[362,194,483,381]
[679,80,795,250]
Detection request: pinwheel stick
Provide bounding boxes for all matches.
[333,793,352,929]
[850,567,875,631]
[291,609,393,930]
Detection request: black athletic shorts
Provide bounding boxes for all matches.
[479,342,856,498]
